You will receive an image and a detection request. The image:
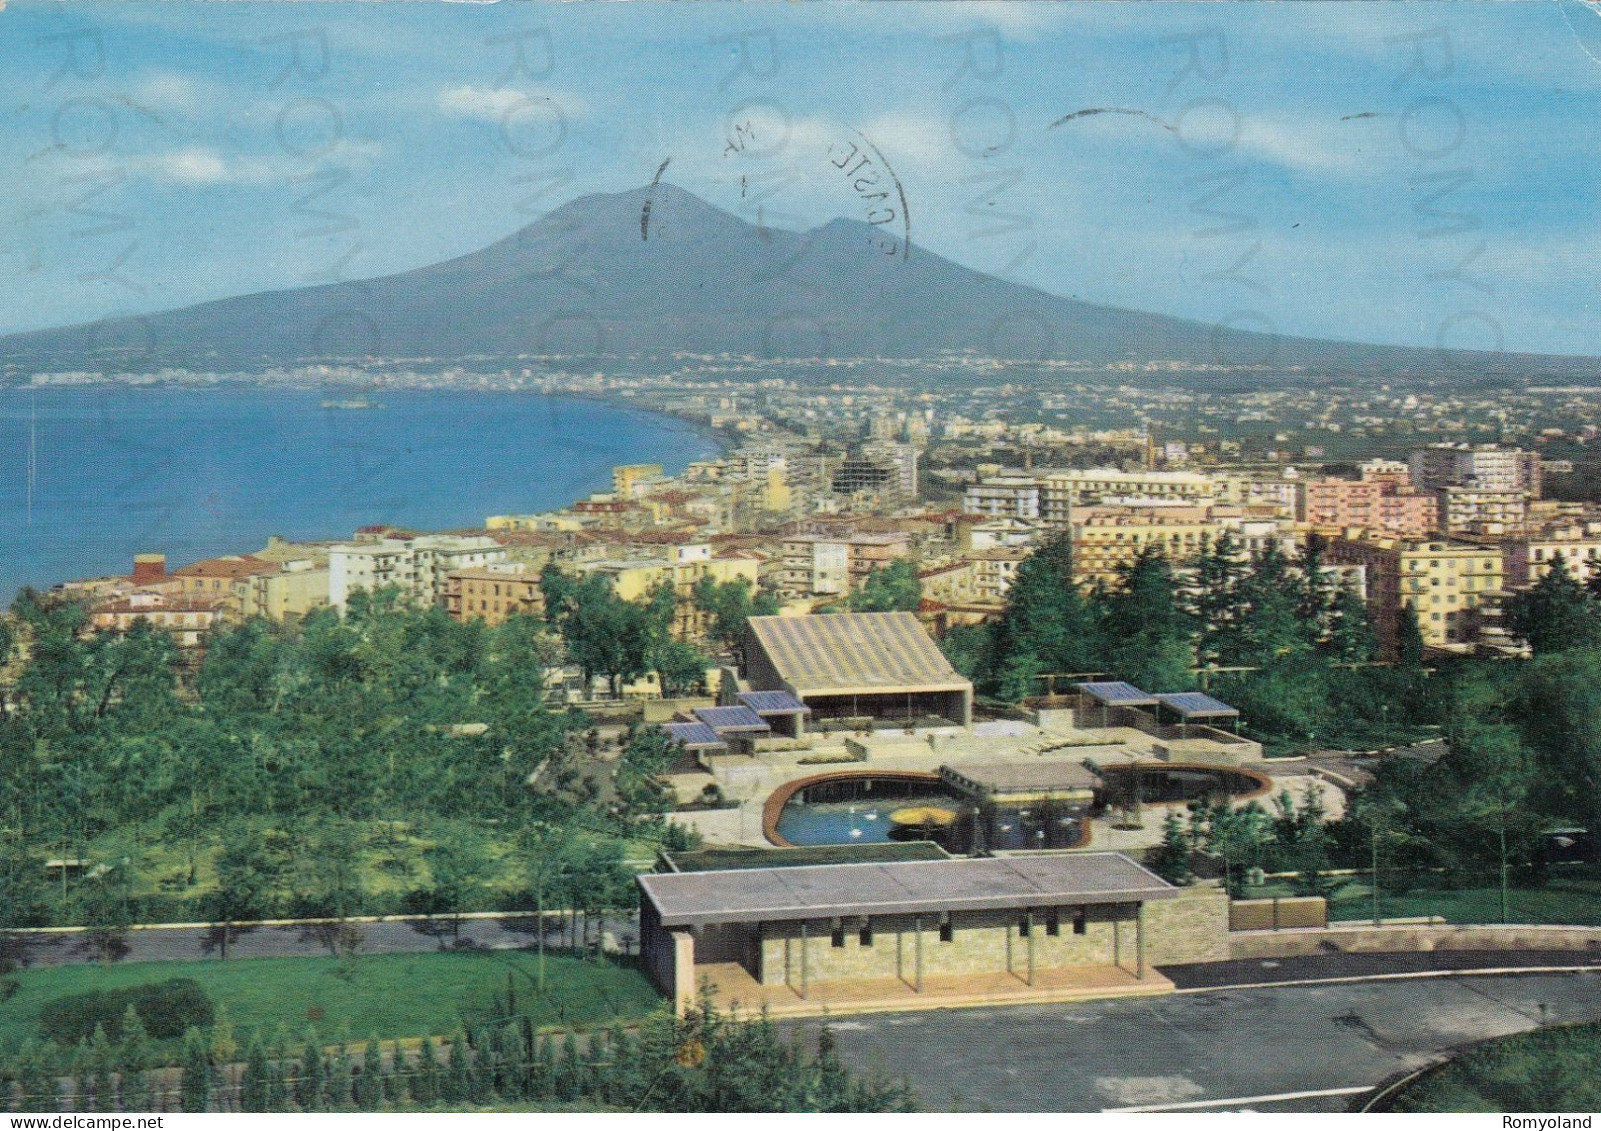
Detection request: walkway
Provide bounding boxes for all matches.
[701,960,1173,1019]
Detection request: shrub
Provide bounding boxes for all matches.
[39,978,214,1046]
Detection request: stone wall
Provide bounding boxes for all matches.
[1140,886,1233,964]
[751,900,1208,988]
[1231,922,1601,960]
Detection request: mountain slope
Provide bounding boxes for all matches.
[0,183,1592,380]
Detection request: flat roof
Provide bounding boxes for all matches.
[660,721,727,749]
[638,852,1177,927]
[693,705,771,733]
[1155,692,1240,719]
[1075,681,1159,707]
[746,611,972,697]
[738,690,811,716]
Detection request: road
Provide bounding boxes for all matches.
[790,969,1601,1112]
[0,913,639,968]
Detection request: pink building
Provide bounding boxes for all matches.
[1299,478,1437,538]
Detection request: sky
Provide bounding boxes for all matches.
[2,0,1600,357]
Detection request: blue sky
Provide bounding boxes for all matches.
[3,1,1599,357]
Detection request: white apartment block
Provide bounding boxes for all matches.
[329,534,504,609]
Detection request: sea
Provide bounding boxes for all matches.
[0,386,723,602]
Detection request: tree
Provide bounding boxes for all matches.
[648,638,710,698]
[419,824,491,942]
[357,1035,384,1111]
[1506,553,1601,655]
[1152,811,1193,885]
[1324,579,1378,662]
[118,1005,152,1112]
[988,533,1105,697]
[1103,547,1194,692]
[241,1038,272,1112]
[208,823,281,957]
[693,576,779,662]
[848,561,922,613]
[180,1027,213,1113]
[1397,602,1426,669]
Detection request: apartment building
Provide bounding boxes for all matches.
[328,534,504,609]
[169,554,281,615]
[1410,443,1541,496]
[244,558,331,622]
[1504,521,1601,587]
[574,544,760,640]
[1069,504,1295,590]
[962,476,1042,520]
[969,547,1030,603]
[778,532,912,598]
[445,562,546,626]
[1329,534,1505,655]
[1298,477,1438,538]
[1436,487,1529,536]
[89,591,227,649]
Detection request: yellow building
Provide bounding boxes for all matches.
[577,545,760,641]
[613,463,665,499]
[1329,534,1505,655]
[1069,505,1294,590]
[244,560,331,623]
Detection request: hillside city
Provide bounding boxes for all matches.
[11,356,1601,1114]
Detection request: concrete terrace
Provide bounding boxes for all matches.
[668,707,1341,853]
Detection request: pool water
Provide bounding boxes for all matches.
[774,776,1087,853]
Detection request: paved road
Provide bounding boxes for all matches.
[789,970,1601,1112]
[0,913,640,968]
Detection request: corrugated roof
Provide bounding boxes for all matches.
[693,706,771,733]
[660,721,726,749]
[746,612,971,696]
[737,690,811,715]
[1075,681,1158,707]
[639,852,1177,927]
[1155,692,1239,718]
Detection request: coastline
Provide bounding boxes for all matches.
[1,384,732,601]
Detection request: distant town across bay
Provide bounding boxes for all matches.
[0,386,723,602]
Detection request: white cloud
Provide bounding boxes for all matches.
[131,142,384,186]
[158,148,231,184]
[437,85,585,122]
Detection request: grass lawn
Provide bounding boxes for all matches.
[1246,867,1601,926]
[0,950,663,1053]
[1384,1020,1601,1111]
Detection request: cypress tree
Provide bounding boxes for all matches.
[89,1025,114,1113]
[19,1040,56,1113]
[413,1036,439,1107]
[468,1026,496,1104]
[295,1031,325,1112]
[328,1037,353,1111]
[356,1035,383,1111]
[71,1038,93,1114]
[558,1029,582,1101]
[442,1029,469,1105]
[240,1039,271,1112]
[501,1023,529,1100]
[529,1034,552,1099]
[118,1006,152,1113]
[179,1027,212,1113]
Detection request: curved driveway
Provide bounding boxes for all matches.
[789,969,1601,1112]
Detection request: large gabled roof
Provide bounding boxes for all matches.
[745,612,971,697]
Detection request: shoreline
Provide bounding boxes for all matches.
[2,385,734,601]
